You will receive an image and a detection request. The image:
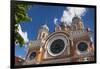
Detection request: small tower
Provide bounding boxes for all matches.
[55,23,61,32]
[60,22,69,31]
[37,24,49,43]
[72,16,84,31]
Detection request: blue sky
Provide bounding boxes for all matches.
[15,4,95,58]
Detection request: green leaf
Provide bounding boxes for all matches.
[14,3,32,47]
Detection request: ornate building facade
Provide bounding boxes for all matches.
[23,16,94,65]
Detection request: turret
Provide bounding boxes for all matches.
[72,16,84,31]
[37,24,49,43]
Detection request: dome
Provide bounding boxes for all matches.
[72,16,82,22]
[41,24,49,31]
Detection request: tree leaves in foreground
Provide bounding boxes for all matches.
[15,3,32,47]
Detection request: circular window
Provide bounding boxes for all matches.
[47,34,69,56]
[50,39,65,54]
[77,42,88,52]
[29,52,36,60]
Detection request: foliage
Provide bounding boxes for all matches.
[15,3,32,47]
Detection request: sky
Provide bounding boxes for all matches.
[15,4,95,59]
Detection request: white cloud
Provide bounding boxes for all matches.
[18,55,25,60]
[18,55,22,58]
[90,37,93,42]
[61,7,87,25]
[54,18,58,25]
[24,44,29,52]
[18,24,29,43]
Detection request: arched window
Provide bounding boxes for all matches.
[29,52,36,60]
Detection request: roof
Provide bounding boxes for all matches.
[28,40,42,48]
[15,56,25,66]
